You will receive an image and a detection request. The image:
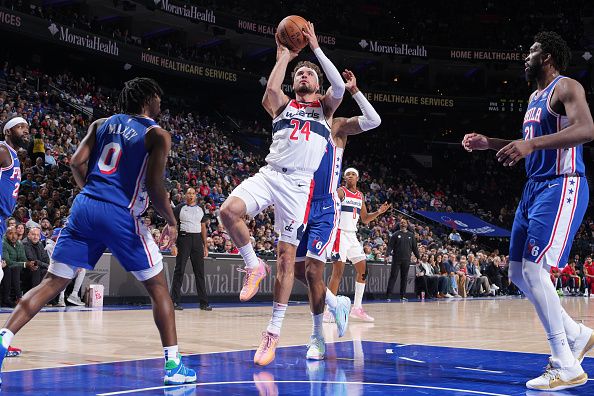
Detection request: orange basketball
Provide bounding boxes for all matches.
[277,15,309,52]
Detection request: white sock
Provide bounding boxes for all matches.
[0,328,14,348]
[239,243,259,269]
[71,269,86,295]
[163,345,180,364]
[325,288,337,310]
[354,282,365,308]
[548,332,575,367]
[59,290,65,300]
[312,313,323,338]
[266,302,287,335]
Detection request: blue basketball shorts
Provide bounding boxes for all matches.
[51,194,163,280]
[509,175,588,268]
[296,192,341,262]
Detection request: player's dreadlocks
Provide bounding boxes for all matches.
[534,31,571,72]
[117,77,163,114]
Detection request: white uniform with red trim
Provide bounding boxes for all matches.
[230,99,331,246]
[332,187,366,263]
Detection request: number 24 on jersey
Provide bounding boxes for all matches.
[289,120,311,141]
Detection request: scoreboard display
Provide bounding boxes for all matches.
[487,99,526,112]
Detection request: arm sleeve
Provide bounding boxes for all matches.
[313,47,345,99]
[352,91,381,131]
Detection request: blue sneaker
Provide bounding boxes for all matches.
[0,332,9,386]
[332,295,351,337]
[164,355,197,385]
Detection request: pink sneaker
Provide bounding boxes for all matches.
[238,258,270,302]
[254,331,280,366]
[350,307,374,322]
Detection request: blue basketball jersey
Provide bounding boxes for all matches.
[312,137,343,199]
[522,76,584,180]
[0,142,21,218]
[81,114,158,215]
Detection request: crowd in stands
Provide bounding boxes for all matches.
[1,60,594,307]
[2,1,592,98]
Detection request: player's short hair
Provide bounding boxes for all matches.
[292,61,324,87]
[117,77,163,114]
[534,31,571,72]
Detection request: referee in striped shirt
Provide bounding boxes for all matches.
[170,188,211,310]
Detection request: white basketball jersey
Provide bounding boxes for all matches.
[266,99,331,176]
[339,187,363,232]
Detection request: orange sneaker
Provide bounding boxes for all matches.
[254,331,279,366]
[238,258,270,302]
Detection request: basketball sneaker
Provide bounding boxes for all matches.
[0,337,5,385]
[350,307,374,322]
[164,355,197,385]
[571,323,594,363]
[526,358,587,390]
[254,331,279,366]
[238,258,270,302]
[331,296,351,337]
[6,346,21,357]
[306,335,325,360]
[67,294,85,306]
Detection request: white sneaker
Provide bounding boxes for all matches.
[67,294,85,306]
[526,358,587,390]
[492,284,500,291]
[444,293,453,298]
[56,298,66,307]
[572,323,594,363]
[306,335,325,360]
[332,296,351,338]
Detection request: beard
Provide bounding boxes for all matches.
[295,82,315,95]
[525,62,541,82]
[14,136,28,150]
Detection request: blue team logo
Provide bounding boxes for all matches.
[527,238,540,257]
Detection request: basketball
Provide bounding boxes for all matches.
[277,15,309,52]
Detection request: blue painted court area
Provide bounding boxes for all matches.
[2,341,593,395]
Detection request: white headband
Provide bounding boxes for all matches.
[344,167,359,177]
[3,117,28,133]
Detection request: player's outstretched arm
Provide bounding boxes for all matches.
[262,34,298,118]
[333,70,381,138]
[145,127,177,230]
[302,22,345,116]
[496,78,594,166]
[461,133,513,152]
[360,199,392,225]
[71,118,106,188]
